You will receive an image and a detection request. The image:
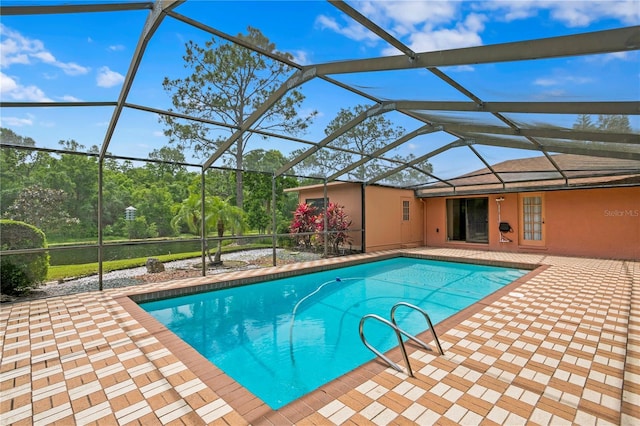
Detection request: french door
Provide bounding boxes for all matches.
[520,193,545,246]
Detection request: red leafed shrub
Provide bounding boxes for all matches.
[315,202,352,254]
[289,203,317,249]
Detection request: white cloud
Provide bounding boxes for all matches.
[0,72,52,101]
[96,66,124,88]
[359,0,459,36]
[480,0,640,27]
[291,50,311,65]
[0,114,34,127]
[533,78,556,87]
[316,0,638,58]
[60,94,82,102]
[0,24,90,75]
[383,13,486,55]
[108,44,125,52]
[448,65,475,72]
[584,51,634,64]
[58,62,90,76]
[315,14,379,43]
[317,1,483,55]
[533,74,593,87]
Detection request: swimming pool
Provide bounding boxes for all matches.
[140,257,528,409]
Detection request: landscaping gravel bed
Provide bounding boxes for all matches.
[12,248,322,301]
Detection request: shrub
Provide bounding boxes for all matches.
[289,203,317,249]
[315,202,352,254]
[0,219,49,295]
[126,216,158,239]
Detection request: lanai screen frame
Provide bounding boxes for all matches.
[0,0,638,289]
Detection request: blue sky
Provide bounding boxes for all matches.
[1,0,639,180]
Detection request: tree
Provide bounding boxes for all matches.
[171,193,246,265]
[161,27,316,210]
[3,185,79,236]
[573,114,596,131]
[291,104,431,183]
[596,114,631,133]
[147,146,188,180]
[33,140,99,237]
[246,200,271,234]
[0,128,49,215]
[242,149,296,233]
[126,216,158,239]
[171,193,201,237]
[573,114,631,132]
[207,196,246,264]
[131,185,176,237]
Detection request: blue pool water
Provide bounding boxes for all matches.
[140,257,527,409]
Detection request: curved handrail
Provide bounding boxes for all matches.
[359,314,414,376]
[390,302,444,355]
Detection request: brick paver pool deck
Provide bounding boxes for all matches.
[1,247,638,425]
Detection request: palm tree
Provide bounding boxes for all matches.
[206,196,246,264]
[171,193,246,265]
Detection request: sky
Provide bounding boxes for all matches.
[1,0,639,180]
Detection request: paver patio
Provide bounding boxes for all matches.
[1,247,638,425]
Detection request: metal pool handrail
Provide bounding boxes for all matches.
[359,314,414,376]
[390,301,444,356]
[359,302,445,376]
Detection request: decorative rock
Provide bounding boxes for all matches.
[145,257,165,273]
[0,293,15,303]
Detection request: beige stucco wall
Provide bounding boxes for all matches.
[294,182,363,250]
[424,186,640,260]
[364,186,424,251]
[295,182,638,260]
[293,183,425,252]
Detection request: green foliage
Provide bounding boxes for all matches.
[171,193,247,264]
[0,219,49,295]
[126,216,159,240]
[246,199,270,234]
[131,185,176,237]
[1,128,303,245]
[242,149,296,233]
[3,184,80,236]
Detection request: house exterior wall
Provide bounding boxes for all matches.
[293,183,425,252]
[294,182,363,250]
[364,185,424,251]
[424,186,639,260]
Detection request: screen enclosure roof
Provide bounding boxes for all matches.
[1,0,638,197]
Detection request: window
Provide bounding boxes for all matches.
[520,193,545,246]
[446,198,488,243]
[305,198,327,211]
[402,200,410,221]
